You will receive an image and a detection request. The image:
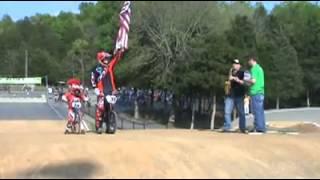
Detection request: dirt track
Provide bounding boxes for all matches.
[0,120,320,179]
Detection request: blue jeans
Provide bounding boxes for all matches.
[223,96,246,131]
[251,94,266,132]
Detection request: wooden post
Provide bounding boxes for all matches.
[210,94,216,130]
[168,95,176,129]
[306,90,310,107]
[190,99,195,130]
[134,98,139,119]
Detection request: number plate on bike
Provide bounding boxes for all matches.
[72,99,82,109]
[106,95,117,104]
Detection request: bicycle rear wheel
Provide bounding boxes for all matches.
[106,111,117,134]
[75,113,81,134]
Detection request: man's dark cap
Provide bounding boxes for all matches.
[232,59,240,64]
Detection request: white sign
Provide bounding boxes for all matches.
[0,77,42,84]
[244,71,251,81]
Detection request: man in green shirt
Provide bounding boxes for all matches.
[247,56,266,133]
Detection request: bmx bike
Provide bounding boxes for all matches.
[65,98,86,134]
[98,94,118,134]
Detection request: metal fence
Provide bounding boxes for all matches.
[83,104,170,130]
[0,84,47,103]
[82,91,170,130]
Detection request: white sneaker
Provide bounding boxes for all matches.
[65,124,72,132]
[248,132,265,135]
[64,127,72,134]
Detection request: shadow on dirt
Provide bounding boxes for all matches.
[16,160,100,179]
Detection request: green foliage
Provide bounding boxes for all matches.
[273,2,320,91]
[0,1,319,104]
[226,15,257,60]
[258,15,303,99]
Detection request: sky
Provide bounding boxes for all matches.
[0,1,314,22]
[0,1,96,21]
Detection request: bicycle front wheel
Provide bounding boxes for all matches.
[106,111,117,134]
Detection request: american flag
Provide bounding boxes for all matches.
[114,1,131,54]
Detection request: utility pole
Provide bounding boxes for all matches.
[25,50,28,78]
[45,75,48,89]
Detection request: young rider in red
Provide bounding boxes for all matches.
[90,50,123,134]
[62,78,88,133]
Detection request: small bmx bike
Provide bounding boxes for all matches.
[65,98,86,134]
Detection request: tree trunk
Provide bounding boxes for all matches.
[164,89,167,105]
[276,96,280,110]
[204,97,208,113]
[187,96,191,110]
[190,98,195,130]
[150,88,154,106]
[78,58,85,85]
[210,94,216,130]
[181,96,185,109]
[194,97,198,112]
[198,96,202,113]
[306,90,310,107]
[204,97,207,112]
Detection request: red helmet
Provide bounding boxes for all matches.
[96,51,112,64]
[67,78,81,92]
[67,78,81,86]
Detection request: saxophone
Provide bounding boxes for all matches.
[224,68,233,96]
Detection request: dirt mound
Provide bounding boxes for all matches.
[0,121,320,178]
[267,121,320,133]
[287,123,320,133]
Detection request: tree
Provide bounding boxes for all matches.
[273,2,320,106]
[126,2,215,90]
[226,15,257,60]
[92,1,121,50]
[257,15,303,109]
[0,1,317,121]
[253,4,268,43]
[188,31,231,129]
[67,39,91,85]
[27,48,60,83]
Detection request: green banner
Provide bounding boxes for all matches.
[0,77,42,84]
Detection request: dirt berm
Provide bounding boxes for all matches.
[0,120,319,178]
